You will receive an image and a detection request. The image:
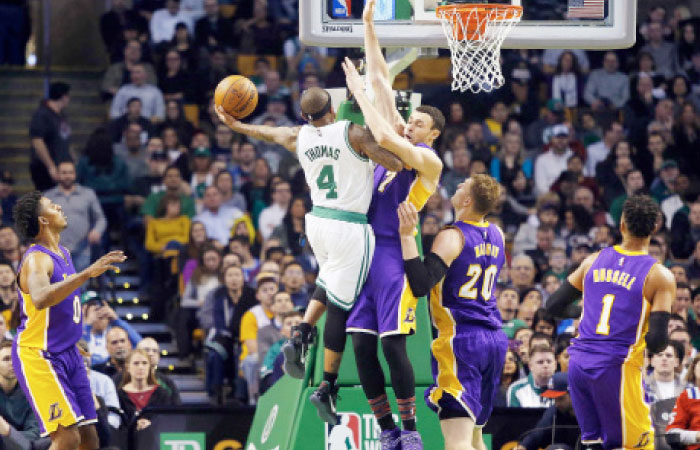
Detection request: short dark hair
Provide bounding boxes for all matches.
[415,105,445,134]
[677,282,691,293]
[13,191,43,240]
[621,194,658,238]
[164,165,182,178]
[0,258,14,273]
[230,235,250,248]
[48,82,70,101]
[126,97,142,107]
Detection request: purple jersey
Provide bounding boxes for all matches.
[16,244,82,352]
[369,143,434,243]
[569,246,657,368]
[430,221,506,332]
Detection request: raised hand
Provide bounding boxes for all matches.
[341,57,365,95]
[85,251,126,278]
[397,201,419,237]
[363,0,376,24]
[215,105,242,131]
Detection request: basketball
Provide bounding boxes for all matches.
[214,75,258,119]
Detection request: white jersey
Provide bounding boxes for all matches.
[297,120,374,214]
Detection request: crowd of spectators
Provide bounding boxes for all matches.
[0,0,700,447]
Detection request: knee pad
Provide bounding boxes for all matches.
[324,303,349,353]
[312,286,328,305]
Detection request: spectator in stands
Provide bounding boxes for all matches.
[194,185,243,246]
[583,51,630,111]
[490,132,532,189]
[142,165,195,222]
[279,262,308,308]
[271,197,309,259]
[235,0,282,55]
[82,292,142,366]
[78,340,122,431]
[534,124,573,196]
[525,225,555,281]
[259,310,303,395]
[516,372,579,450]
[99,0,148,62]
[550,51,585,108]
[0,260,15,330]
[178,244,222,361]
[29,81,71,191]
[625,74,657,143]
[241,158,272,228]
[158,101,195,150]
[482,101,508,147]
[688,245,700,284]
[609,168,645,226]
[645,342,686,404]
[497,287,519,323]
[144,193,191,256]
[190,147,214,207]
[169,21,198,71]
[642,22,680,80]
[200,264,256,404]
[150,0,194,45]
[114,122,149,179]
[108,97,154,144]
[672,104,700,171]
[158,49,195,103]
[195,49,230,103]
[109,64,166,122]
[215,170,247,212]
[194,0,235,51]
[494,349,521,408]
[0,226,20,272]
[670,328,694,377]
[673,283,693,324]
[510,254,537,296]
[256,291,293,363]
[514,327,534,366]
[101,40,157,100]
[239,273,279,405]
[666,355,700,448]
[94,326,133,378]
[532,308,556,339]
[671,200,700,260]
[441,148,470,198]
[507,344,556,407]
[584,121,624,177]
[0,340,47,449]
[43,160,106,271]
[0,172,16,225]
[117,349,174,431]
[136,338,181,404]
[258,180,291,241]
[228,236,260,283]
[554,334,571,372]
[517,302,538,330]
[256,70,292,115]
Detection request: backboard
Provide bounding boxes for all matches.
[299,0,637,50]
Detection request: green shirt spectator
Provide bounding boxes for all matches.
[140,165,196,218]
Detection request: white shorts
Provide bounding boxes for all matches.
[305,210,375,310]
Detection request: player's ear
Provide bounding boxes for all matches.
[427,129,440,143]
[37,215,49,226]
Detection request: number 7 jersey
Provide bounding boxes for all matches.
[570,246,658,367]
[431,220,506,332]
[297,120,375,214]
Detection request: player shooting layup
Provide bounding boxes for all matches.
[396,175,507,450]
[11,192,126,450]
[215,87,403,412]
[546,194,676,450]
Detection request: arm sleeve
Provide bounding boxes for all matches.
[645,311,670,354]
[2,426,33,450]
[667,392,690,431]
[545,280,582,319]
[403,253,449,298]
[144,220,161,254]
[239,311,258,342]
[506,383,520,407]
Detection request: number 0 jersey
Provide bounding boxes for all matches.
[569,246,658,368]
[430,220,506,333]
[15,244,83,352]
[297,120,375,214]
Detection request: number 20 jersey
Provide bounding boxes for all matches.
[431,221,506,333]
[569,246,658,368]
[297,120,374,214]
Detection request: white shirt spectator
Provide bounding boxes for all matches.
[150,6,195,44]
[195,206,243,245]
[534,147,573,196]
[584,140,610,177]
[258,203,286,241]
[88,370,121,429]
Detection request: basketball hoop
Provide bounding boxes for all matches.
[436,2,523,93]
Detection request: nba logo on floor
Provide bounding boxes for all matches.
[325,413,360,450]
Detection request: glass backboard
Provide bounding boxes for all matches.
[299,0,637,50]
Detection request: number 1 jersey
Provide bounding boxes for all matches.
[297,120,374,214]
[569,246,658,368]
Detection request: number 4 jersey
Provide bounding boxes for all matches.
[15,244,83,352]
[431,220,506,332]
[569,245,658,368]
[297,120,374,214]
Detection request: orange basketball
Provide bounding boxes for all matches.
[214,75,258,119]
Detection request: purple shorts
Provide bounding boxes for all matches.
[425,327,507,426]
[568,354,654,449]
[346,243,418,337]
[12,343,97,437]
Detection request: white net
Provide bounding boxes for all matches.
[437,4,522,93]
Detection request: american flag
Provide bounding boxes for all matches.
[567,0,605,19]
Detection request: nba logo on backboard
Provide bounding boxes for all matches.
[325,413,361,450]
[332,0,351,18]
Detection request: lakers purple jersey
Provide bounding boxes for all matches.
[16,244,83,352]
[569,246,657,367]
[369,143,434,243]
[430,221,506,332]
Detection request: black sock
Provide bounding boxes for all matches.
[379,415,396,431]
[323,371,338,389]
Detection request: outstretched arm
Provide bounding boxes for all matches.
[216,106,300,152]
[363,0,406,133]
[343,58,443,191]
[348,124,403,172]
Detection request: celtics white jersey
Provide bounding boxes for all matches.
[297,120,374,214]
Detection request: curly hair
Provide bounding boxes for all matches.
[13,191,43,240]
[470,174,501,215]
[622,194,659,238]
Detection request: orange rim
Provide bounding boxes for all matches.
[436,3,523,41]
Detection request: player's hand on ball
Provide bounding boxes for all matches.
[215,105,240,131]
[363,0,376,24]
[341,57,364,95]
[86,251,126,278]
[397,201,419,237]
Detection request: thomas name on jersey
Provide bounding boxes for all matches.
[304,145,341,162]
[591,268,637,291]
[474,242,500,258]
